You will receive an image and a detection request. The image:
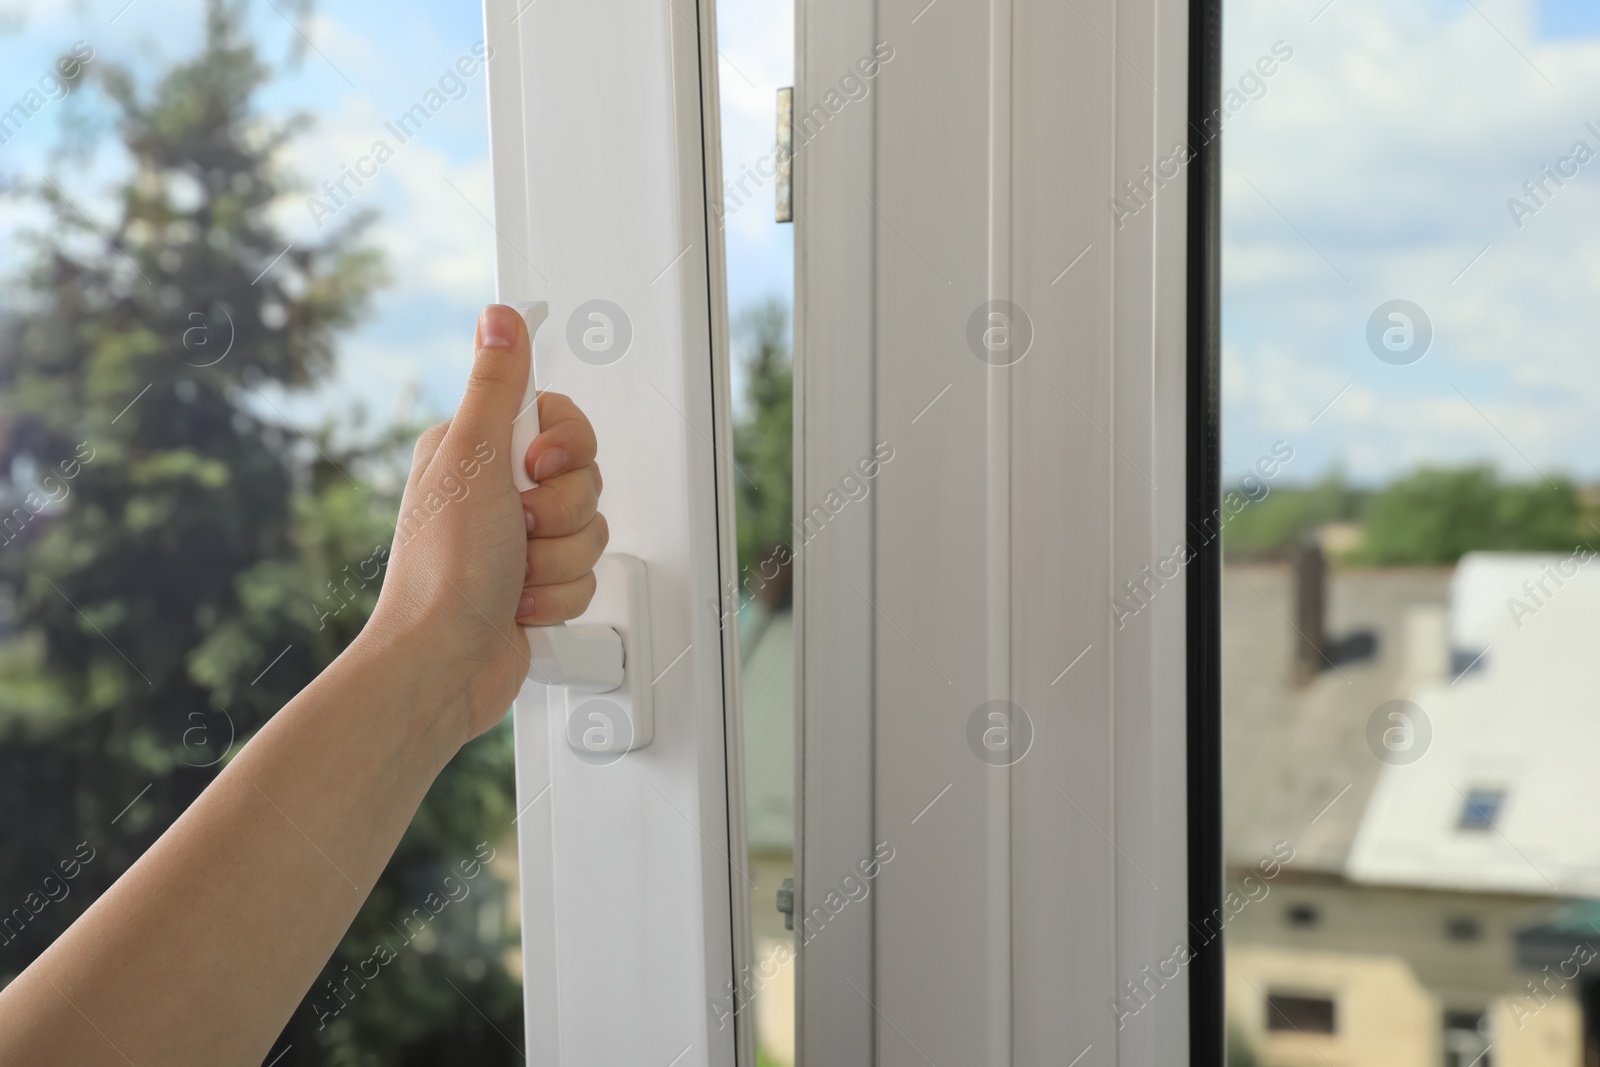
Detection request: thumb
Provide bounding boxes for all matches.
[447,303,530,474]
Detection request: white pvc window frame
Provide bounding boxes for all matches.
[480,0,1219,1059]
[794,0,1210,1062]
[481,1,754,1063]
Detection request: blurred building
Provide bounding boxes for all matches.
[740,598,796,1065]
[1224,552,1600,1066]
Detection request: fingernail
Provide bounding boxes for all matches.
[533,447,567,482]
[517,593,536,618]
[479,304,518,347]
[524,507,535,533]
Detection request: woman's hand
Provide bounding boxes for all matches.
[365,303,608,748]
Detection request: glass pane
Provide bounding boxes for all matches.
[0,3,522,1061]
[1222,2,1600,1065]
[715,1,797,1063]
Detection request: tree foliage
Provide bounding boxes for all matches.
[1354,465,1583,565]
[1221,464,1595,567]
[1220,470,1365,561]
[732,297,793,594]
[0,4,520,1062]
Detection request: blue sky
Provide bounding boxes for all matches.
[1538,0,1600,38]
[0,0,792,430]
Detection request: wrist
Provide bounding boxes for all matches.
[345,614,473,771]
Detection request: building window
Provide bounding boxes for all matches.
[1443,1009,1490,1067]
[1458,788,1506,831]
[1285,903,1320,929]
[1266,993,1336,1034]
[1445,916,1482,942]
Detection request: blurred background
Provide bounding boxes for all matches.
[0,0,796,1063]
[30,0,1600,1064]
[1221,1,1600,1064]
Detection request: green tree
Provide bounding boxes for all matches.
[1225,1025,1260,1067]
[732,297,793,600]
[1221,464,1595,565]
[1355,465,1582,566]
[1221,470,1365,561]
[0,4,520,1063]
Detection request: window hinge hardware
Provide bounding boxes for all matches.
[776,87,793,224]
[777,877,795,931]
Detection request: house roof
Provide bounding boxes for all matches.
[1223,564,1452,874]
[1347,551,1600,895]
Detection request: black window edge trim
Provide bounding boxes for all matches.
[1186,0,1224,1062]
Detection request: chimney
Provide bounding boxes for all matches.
[1292,539,1328,680]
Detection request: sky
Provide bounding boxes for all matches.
[1221,0,1600,486]
[2,0,1598,487]
[0,0,793,430]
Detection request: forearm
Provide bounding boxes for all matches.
[0,623,465,1066]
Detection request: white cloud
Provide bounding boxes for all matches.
[1223,0,1600,484]
[263,81,494,430]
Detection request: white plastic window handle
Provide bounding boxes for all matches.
[510,302,551,496]
[512,301,623,694]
